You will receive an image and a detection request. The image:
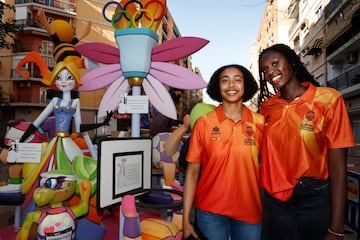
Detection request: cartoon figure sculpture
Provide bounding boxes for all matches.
[16,58,112,196]
[120,195,142,240]
[37,7,95,69]
[152,132,183,189]
[163,114,190,158]
[15,6,97,84]
[161,103,216,186]
[16,170,92,240]
[75,0,209,137]
[0,119,50,193]
[120,194,183,240]
[164,103,217,157]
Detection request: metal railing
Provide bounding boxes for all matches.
[288,15,299,36]
[15,0,76,12]
[327,65,360,90]
[325,0,345,18]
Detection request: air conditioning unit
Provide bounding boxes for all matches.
[19,82,31,88]
[348,52,358,64]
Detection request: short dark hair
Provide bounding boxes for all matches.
[257,44,319,109]
[206,64,258,103]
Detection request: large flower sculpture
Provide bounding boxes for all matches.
[75,0,209,136]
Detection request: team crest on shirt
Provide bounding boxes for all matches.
[305,111,315,121]
[300,111,315,132]
[212,126,220,134]
[244,126,256,146]
[211,126,220,141]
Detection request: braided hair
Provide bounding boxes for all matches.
[207,64,258,103]
[257,44,319,110]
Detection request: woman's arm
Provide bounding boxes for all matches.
[183,162,200,239]
[326,147,348,238]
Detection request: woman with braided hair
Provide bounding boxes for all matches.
[258,43,355,240]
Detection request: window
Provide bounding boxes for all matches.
[352,116,360,145]
[316,6,323,20]
[40,88,48,104]
[44,0,55,7]
[41,41,53,55]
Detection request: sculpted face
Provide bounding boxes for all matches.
[55,69,76,92]
[33,172,76,207]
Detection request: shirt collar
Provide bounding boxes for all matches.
[215,104,252,123]
[264,82,316,106]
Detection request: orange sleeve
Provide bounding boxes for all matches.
[325,96,355,148]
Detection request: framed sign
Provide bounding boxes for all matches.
[97,137,152,211]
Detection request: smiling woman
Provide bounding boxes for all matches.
[257,43,356,240]
[182,64,264,240]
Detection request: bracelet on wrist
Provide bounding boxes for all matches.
[327,228,345,238]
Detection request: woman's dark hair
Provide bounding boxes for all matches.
[257,44,320,109]
[206,64,258,103]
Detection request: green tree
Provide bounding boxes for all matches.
[0,2,23,49]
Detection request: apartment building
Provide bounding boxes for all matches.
[0,0,202,137]
[250,0,360,158]
[324,0,360,157]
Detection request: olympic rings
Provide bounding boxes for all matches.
[144,0,165,21]
[103,1,122,23]
[123,0,144,22]
[111,9,154,29]
[132,9,154,28]
[112,10,132,29]
[103,0,166,29]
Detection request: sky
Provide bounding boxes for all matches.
[166,1,267,103]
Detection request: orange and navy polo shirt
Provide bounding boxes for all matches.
[187,105,264,223]
[260,82,355,201]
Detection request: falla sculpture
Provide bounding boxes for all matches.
[75,0,209,137]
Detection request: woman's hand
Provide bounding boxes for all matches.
[183,221,199,239]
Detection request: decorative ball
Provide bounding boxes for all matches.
[190,103,216,129]
[152,132,183,169]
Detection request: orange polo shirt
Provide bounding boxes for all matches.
[260,82,355,201]
[187,105,264,223]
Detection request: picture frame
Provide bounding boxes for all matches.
[97,137,152,211]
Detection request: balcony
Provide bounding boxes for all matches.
[325,0,345,19]
[288,16,299,37]
[15,0,76,14]
[288,0,299,19]
[328,65,360,96]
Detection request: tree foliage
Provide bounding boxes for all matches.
[0,2,23,49]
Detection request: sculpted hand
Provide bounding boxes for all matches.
[183,114,190,130]
[37,8,46,23]
[79,179,91,199]
[103,111,113,126]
